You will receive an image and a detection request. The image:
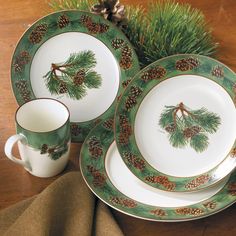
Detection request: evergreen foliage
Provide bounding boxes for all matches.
[49,0,218,67]
[159,102,221,153]
[44,50,102,100]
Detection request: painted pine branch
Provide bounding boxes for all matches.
[44,50,102,100]
[159,102,221,153]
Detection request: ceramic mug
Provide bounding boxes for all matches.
[4,98,71,178]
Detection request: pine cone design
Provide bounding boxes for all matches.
[150,209,166,217]
[80,15,92,26]
[212,65,224,78]
[122,79,131,88]
[176,57,199,71]
[71,124,81,136]
[87,165,106,187]
[73,69,86,86]
[99,23,109,33]
[165,123,176,133]
[102,119,114,130]
[185,175,210,189]
[59,83,67,94]
[176,207,204,216]
[40,144,48,154]
[228,183,236,196]
[14,51,31,72]
[130,86,142,97]
[121,45,132,58]
[110,197,137,208]
[123,152,145,171]
[15,80,31,102]
[29,23,47,44]
[87,22,101,34]
[119,56,132,70]
[112,38,125,49]
[88,136,103,158]
[230,147,236,158]
[145,175,176,191]
[183,126,201,138]
[58,14,70,28]
[125,95,137,111]
[141,66,166,81]
[203,201,217,209]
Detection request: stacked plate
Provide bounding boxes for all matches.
[11,10,236,221]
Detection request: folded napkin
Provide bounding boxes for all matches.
[0,172,124,236]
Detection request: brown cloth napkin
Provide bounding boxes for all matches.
[0,172,124,236]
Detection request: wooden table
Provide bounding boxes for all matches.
[0,0,236,235]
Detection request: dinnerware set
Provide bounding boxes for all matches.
[4,10,236,221]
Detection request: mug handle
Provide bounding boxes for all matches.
[4,134,31,171]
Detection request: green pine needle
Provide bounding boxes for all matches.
[159,103,221,153]
[169,126,187,148]
[44,50,102,100]
[190,133,209,153]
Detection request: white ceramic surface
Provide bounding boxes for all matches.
[134,75,236,177]
[105,141,228,207]
[30,32,120,122]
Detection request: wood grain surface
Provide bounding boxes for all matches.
[0,0,236,235]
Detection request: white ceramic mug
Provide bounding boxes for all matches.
[4,98,71,178]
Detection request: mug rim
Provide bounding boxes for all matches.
[15,98,70,134]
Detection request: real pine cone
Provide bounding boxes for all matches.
[58,14,70,28]
[112,38,125,49]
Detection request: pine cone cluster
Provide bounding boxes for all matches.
[71,124,82,136]
[145,175,176,191]
[123,152,145,171]
[125,85,142,111]
[87,165,106,187]
[118,114,132,145]
[175,207,204,216]
[111,38,125,49]
[91,0,126,26]
[88,136,103,158]
[212,65,224,78]
[230,147,236,158]
[102,118,114,130]
[203,201,217,209]
[175,57,200,71]
[228,182,236,196]
[14,51,31,72]
[110,196,137,208]
[141,66,166,82]
[150,209,166,217]
[59,83,67,94]
[73,69,86,86]
[29,23,48,44]
[185,174,210,190]
[119,45,133,70]
[58,14,70,28]
[183,126,201,138]
[40,144,48,154]
[165,123,176,133]
[122,79,131,88]
[80,15,109,34]
[15,80,31,102]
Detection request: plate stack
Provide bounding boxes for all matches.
[11,10,236,222]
